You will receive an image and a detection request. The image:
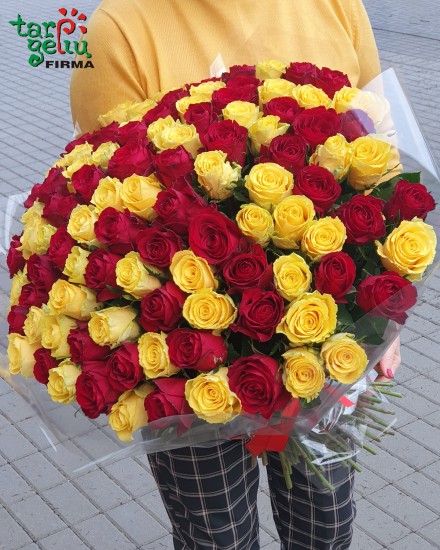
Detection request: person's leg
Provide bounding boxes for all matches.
[266,453,356,550]
[148,440,260,550]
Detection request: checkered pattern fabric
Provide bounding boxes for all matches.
[148,440,355,550]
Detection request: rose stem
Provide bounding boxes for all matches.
[359,404,395,415]
[376,389,402,398]
[261,451,269,467]
[320,432,362,473]
[291,440,335,492]
[278,452,293,490]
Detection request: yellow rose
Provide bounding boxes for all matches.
[7,333,39,378]
[20,203,56,258]
[273,253,312,301]
[120,174,162,221]
[347,136,392,190]
[40,314,77,359]
[292,85,331,109]
[190,81,226,99]
[282,347,326,401]
[194,151,241,200]
[170,250,218,293]
[98,99,157,126]
[256,59,287,80]
[91,142,120,170]
[23,306,45,345]
[35,223,57,255]
[47,360,81,404]
[277,291,337,346]
[152,121,202,157]
[126,98,157,122]
[331,86,361,114]
[67,205,99,245]
[321,333,368,384]
[54,143,94,177]
[258,78,296,104]
[222,101,260,128]
[109,383,154,441]
[91,176,124,213]
[116,251,162,298]
[236,203,274,247]
[309,134,353,180]
[147,115,176,143]
[138,332,179,379]
[9,271,29,308]
[63,246,91,285]
[248,116,289,154]
[301,217,346,261]
[21,200,44,224]
[245,163,294,212]
[376,219,437,281]
[272,195,315,249]
[175,94,208,118]
[48,280,102,321]
[185,367,242,424]
[183,290,237,330]
[88,306,141,348]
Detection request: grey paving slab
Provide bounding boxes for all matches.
[13,451,66,492]
[351,527,385,550]
[0,463,33,505]
[389,533,440,550]
[419,519,440,548]
[103,458,157,499]
[0,508,32,549]
[8,494,66,540]
[42,482,99,526]
[75,514,136,550]
[39,528,91,550]
[74,469,132,512]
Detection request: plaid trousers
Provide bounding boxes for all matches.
[148,440,356,550]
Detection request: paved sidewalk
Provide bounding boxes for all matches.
[1,1,440,548]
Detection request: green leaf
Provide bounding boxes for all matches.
[300,396,321,409]
[336,304,354,332]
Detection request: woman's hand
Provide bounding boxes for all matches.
[374,336,401,382]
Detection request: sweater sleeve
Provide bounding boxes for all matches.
[70,8,145,136]
[350,0,381,87]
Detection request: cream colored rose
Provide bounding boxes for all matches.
[116,251,162,298]
[120,174,162,221]
[222,101,260,128]
[190,81,226,99]
[194,150,241,200]
[309,134,353,180]
[48,280,102,320]
[152,121,202,157]
[282,347,326,401]
[301,217,346,261]
[23,306,45,345]
[321,333,368,384]
[245,162,294,212]
[109,383,154,441]
[256,59,287,80]
[277,291,337,346]
[258,78,296,104]
[248,116,289,154]
[183,291,237,330]
[7,333,39,378]
[88,306,141,348]
[9,271,29,308]
[236,203,274,247]
[147,115,176,143]
[138,332,179,379]
[292,85,331,109]
[91,176,124,213]
[347,136,392,190]
[67,205,100,245]
[170,250,218,293]
[185,367,242,423]
[47,360,81,404]
[273,253,312,301]
[91,142,120,170]
[349,91,389,127]
[63,246,91,285]
[272,195,315,249]
[40,314,77,359]
[376,219,437,281]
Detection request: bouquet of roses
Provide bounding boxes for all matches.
[2,59,438,479]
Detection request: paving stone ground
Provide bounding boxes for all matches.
[1,1,440,548]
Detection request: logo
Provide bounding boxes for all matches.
[9,8,94,68]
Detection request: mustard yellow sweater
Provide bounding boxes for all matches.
[71,0,380,135]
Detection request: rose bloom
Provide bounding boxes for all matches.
[48,226,76,270]
[94,207,145,255]
[282,347,326,402]
[272,195,315,249]
[321,333,368,384]
[108,343,145,391]
[200,119,248,165]
[88,306,141,348]
[107,137,155,180]
[47,280,102,321]
[7,333,39,378]
[222,100,260,128]
[194,150,241,200]
[301,217,347,261]
[277,291,337,346]
[91,176,124,214]
[314,252,356,303]
[139,281,186,332]
[154,146,194,188]
[259,134,307,174]
[84,249,123,301]
[8,306,28,336]
[309,134,353,180]
[376,219,437,281]
[63,246,91,285]
[183,290,237,331]
[7,235,26,277]
[263,96,301,125]
[170,250,218,293]
[40,314,77,359]
[236,204,274,247]
[23,306,45,344]
[273,253,312,301]
[76,361,121,418]
[116,251,162,298]
[293,165,341,214]
[109,383,154,441]
[185,367,242,424]
[33,348,58,384]
[245,162,293,212]
[137,227,183,269]
[257,77,296,104]
[338,109,375,142]
[120,174,162,221]
[292,106,342,151]
[222,247,273,293]
[384,180,436,222]
[347,136,392,190]
[47,360,81,404]
[144,378,192,424]
[138,332,179,379]
[248,116,289,154]
[68,324,111,363]
[336,195,386,245]
[291,84,331,109]
[67,205,99,246]
[256,59,286,79]
[166,329,227,371]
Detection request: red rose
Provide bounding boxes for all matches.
[144,378,191,424]
[42,193,80,227]
[337,195,385,245]
[108,343,145,391]
[7,306,28,334]
[139,281,186,332]
[142,102,177,127]
[76,361,121,419]
[293,165,341,213]
[23,183,42,208]
[223,64,256,81]
[65,134,90,154]
[231,289,284,342]
[107,138,155,180]
[71,164,105,203]
[339,109,375,142]
[225,75,260,89]
[33,348,59,384]
[95,208,146,255]
[314,67,351,99]
[292,107,342,151]
[357,272,417,324]
[384,180,436,222]
[263,97,301,125]
[259,134,307,174]
[86,122,120,149]
[26,254,61,292]
[7,235,25,277]
[47,226,76,270]
[27,167,67,205]
[116,120,148,145]
[153,179,207,236]
[166,329,227,371]
[68,323,111,363]
[157,88,189,111]
[211,86,258,113]
[18,284,48,309]
[314,252,356,303]
[284,62,319,85]
[200,120,248,165]
[222,246,273,293]
[153,145,194,188]
[84,249,123,301]
[137,227,184,268]
[184,102,217,134]
[228,354,290,418]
